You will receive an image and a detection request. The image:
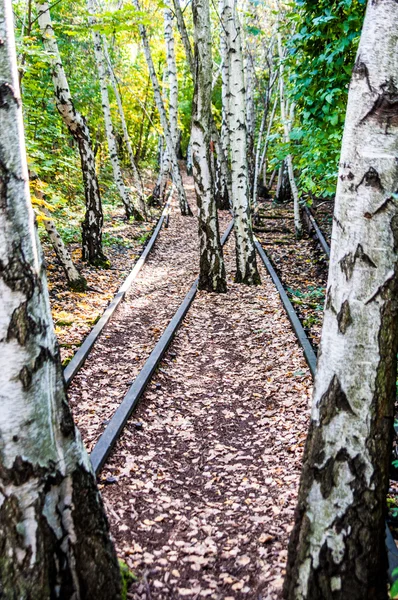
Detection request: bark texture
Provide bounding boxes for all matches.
[35,0,107,265]
[42,209,87,291]
[134,0,192,216]
[192,0,227,293]
[0,4,121,597]
[220,0,260,285]
[284,2,398,598]
[87,0,143,221]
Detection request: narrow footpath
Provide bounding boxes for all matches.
[86,175,313,599]
[68,176,229,451]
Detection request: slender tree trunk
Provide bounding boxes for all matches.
[275,159,291,203]
[42,209,87,291]
[173,0,230,208]
[186,140,193,176]
[101,35,147,217]
[172,0,194,74]
[284,2,398,598]
[252,90,278,216]
[0,5,121,597]
[192,0,227,292]
[245,48,255,197]
[164,1,179,153]
[278,33,302,238]
[87,0,143,221]
[220,0,260,285]
[133,0,192,216]
[35,0,107,265]
[219,5,230,158]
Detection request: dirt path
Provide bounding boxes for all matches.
[99,225,312,599]
[68,177,229,452]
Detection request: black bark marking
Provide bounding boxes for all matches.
[339,244,377,280]
[391,214,398,252]
[337,300,353,334]
[353,58,373,93]
[318,375,355,427]
[355,167,384,192]
[0,82,20,110]
[7,303,37,345]
[373,195,396,216]
[361,79,398,131]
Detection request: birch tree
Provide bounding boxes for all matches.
[164,0,179,153]
[42,209,87,291]
[87,0,143,221]
[0,3,121,595]
[220,0,260,285]
[133,0,192,216]
[173,0,230,207]
[192,0,227,292]
[101,35,147,215]
[35,0,108,265]
[278,33,302,238]
[284,2,398,598]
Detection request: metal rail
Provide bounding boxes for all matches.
[64,197,172,387]
[254,236,398,582]
[90,220,234,474]
[254,238,317,377]
[303,204,331,257]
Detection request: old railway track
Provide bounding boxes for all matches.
[256,198,398,580]
[61,184,398,585]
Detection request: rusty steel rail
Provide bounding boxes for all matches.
[254,235,398,583]
[90,220,234,474]
[63,197,172,387]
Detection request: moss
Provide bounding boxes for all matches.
[118,560,137,600]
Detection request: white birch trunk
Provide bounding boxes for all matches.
[252,90,278,213]
[192,0,226,292]
[35,0,107,265]
[42,209,87,291]
[245,48,255,193]
[0,4,121,595]
[220,0,260,285]
[284,2,398,598]
[164,1,179,153]
[87,0,143,221]
[278,33,302,238]
[133,0,192,216]
[101,35,147,216]
[219,5,230,159]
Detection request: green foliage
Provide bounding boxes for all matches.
[281,0,366,198]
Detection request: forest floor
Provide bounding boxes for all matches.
[62,171,313,599]
[43,181,161,365]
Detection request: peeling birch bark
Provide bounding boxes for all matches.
[87,0,143,222]
[42,209,87,291]
[284,2,398,598]
[220,0,260,285]
[278,33,302,238]
[133,0,192,216]
[192,0,227,293]
[0,4,121,596]
[35,0,107,265]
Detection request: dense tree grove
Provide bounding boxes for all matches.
[1,0,398,596]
